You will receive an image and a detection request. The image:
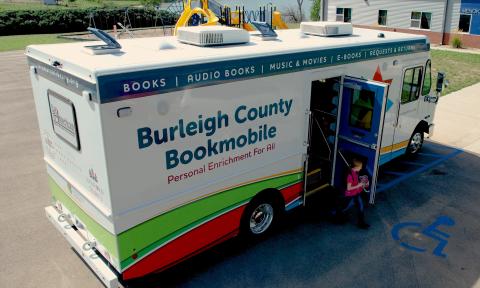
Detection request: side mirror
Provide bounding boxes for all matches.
[436,72,446,93]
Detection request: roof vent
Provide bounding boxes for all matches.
[83,27,122,55]
[300,21,353,37]
[177,26,250,47]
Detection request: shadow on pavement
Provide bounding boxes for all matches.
[126,142,480,288]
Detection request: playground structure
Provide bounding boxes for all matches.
[221,5,288,31]
[72,1,288,39]
[174,0,219,34]
[173,0,288,35]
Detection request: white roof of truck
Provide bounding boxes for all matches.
[26,27,428,83]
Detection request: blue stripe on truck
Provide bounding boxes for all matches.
[97,39,429,103]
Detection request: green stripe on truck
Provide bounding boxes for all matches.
[48,171,303,270]
[119,198,246,269]
[117,172,303,266]
[48,177,119,259]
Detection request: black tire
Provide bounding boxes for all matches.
[406,129,424,155]
[240,195,281,239]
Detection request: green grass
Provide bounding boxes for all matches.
[431,49,480,95]
[0,0,142,11]
[0,33,76,52]
[285,22,300,29]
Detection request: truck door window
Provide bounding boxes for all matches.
[349,88,374,131]
[422,60,432,96]
[401,66,423,104]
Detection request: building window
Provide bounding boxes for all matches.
[458,14,471,33]
[378,10,387,26]
[336,8,352,22]
[411,11,432,29]
[402,67,423,104]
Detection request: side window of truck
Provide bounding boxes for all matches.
[349,89,375,131]
[401,66,423,104]
[422,60,432,96]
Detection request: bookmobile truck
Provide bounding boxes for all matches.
[27,22,442,287]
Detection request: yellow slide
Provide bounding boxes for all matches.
[174,0,219,35]
[242,22,255,31]
[272,11,288,29]
[203,7,219,25]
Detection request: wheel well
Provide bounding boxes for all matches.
[250,188,285,212]
[415,120,429,134]
[240,188,285,236]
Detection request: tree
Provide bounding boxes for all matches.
[140,0,165,7]
[284,6,302,23]
[310,0,321,21]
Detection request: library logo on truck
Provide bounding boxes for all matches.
[48,91,80,150]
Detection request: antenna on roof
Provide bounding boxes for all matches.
[83,27,122,55]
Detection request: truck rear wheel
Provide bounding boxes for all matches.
[241,195,280,238]
[406,130,424,155]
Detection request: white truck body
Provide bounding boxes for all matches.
[27,25,436,287]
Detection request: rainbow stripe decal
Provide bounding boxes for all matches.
[48,170,303,278]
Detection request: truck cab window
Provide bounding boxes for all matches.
[401,66,423,104]
[422,60,432,96]
[349,88,374,131]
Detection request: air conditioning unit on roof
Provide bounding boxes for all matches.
[301,21,353,37]
[177,26,250,46]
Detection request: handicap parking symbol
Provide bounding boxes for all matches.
[391,216,455,258]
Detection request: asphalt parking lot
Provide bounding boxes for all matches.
[1,50,480,288]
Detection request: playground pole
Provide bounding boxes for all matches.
[242,6,245,28]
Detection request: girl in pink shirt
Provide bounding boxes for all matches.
[344,157,370,229]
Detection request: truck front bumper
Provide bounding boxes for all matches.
[45,206,123,288]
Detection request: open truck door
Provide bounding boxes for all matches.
[333,77,389,204]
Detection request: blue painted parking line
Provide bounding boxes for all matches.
[423,142,460,151]
[417,152,445,158]
[399,161,426,167]
[382,171,407,176]
[377,146,463,193]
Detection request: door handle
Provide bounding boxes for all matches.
[338,135,373,149]
[353,134,364,139]
[352,131,366,138]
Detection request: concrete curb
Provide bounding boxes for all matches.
[431,45,480,55]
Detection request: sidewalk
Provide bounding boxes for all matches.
[431,82,480,155]
[431,45,480,55]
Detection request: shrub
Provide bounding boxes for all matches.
[310,0,321,21]
[0,8,177,36]
[451,36,463,49]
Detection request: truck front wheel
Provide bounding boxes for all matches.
[406,130,424,155]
